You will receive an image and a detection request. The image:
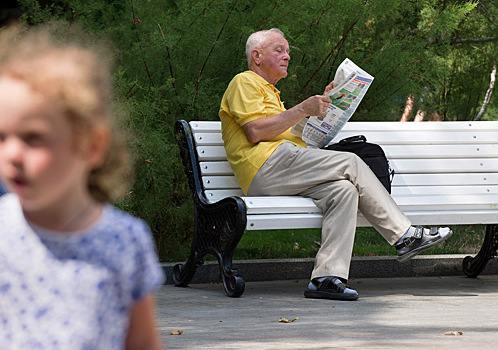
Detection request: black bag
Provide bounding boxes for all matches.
[323,135,394,193]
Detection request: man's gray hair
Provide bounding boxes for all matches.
[245,28,285,67]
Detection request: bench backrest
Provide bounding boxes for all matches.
[189,121,498,226]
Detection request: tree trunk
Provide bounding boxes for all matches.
[475,61,496,121]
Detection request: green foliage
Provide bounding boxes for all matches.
[233,225,487,260]
[18,0,67,24]
[14,0,497,261]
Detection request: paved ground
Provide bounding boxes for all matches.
[156,274,498,349]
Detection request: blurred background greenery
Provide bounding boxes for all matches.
[2,0,496,261]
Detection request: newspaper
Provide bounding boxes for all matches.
[291,58,374,148]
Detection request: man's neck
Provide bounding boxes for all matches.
[249,67,278,86]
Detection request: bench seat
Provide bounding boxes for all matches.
[174,119,498,297]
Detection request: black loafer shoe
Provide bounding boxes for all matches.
[396,226,453,262]
[304,277,359,301]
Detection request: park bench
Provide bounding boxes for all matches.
[174,119,498,297]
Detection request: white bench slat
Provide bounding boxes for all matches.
[204,189,245,201]
[334,131,497,145]
[204,185,498,203]
[199,161,233,175]
[199,159,498,176]
[400,210,498,226]
[189,121,222,132]
[246,213,323,230]
[197,146,226,161]
[193,133,223,146]
[202,173,498,190]
[202,176,240,189]
[205,185,497,199]
[384,144,498,159]
[242,194,497,215]
[392,173,498,186]
[193,132,498,149]
[196,144,498,161]
[394,185,498,195]
[244,196,321,214]
[391,158,498,173]
[339,121,498,132]
[246,210,498,230]
[190,121,498,133]
[394,194,497,211]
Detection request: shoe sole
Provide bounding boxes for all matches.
[304,290,359,301]
[397,229,453,262]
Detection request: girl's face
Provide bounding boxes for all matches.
[0,76,92,214]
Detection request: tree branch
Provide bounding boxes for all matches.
[268,2,306,27]
[129,0,155,87]
[294,1,333,41]
[477,1,497,25]
[158,23,177,94]
[193,0,238,105]
[257,0,283,29]
[299,18,359,93]
[172,1,215,51]
[450,36,498,44]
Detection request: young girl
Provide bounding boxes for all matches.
[0,26,165,349]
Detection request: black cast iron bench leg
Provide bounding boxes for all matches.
[172,197,246,297]
[463,224,498,278]
[174,120,247,297]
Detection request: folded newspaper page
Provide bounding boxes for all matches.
[291,58,374,148]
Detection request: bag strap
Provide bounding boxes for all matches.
[338,135,367,145]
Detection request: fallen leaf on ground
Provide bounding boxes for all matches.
[314,241,321,248]
[170,330,183,335]
[278,317,299,323]
[444,331,463,336]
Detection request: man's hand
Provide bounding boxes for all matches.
[297,95,332,117]
[324,81,335,95]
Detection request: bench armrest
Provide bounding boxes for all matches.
[174,120,247,296]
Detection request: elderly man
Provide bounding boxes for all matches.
[219,28,452,300]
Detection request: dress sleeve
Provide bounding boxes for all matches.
[129,221,165,302]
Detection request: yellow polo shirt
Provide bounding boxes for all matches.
[219,70,306,194]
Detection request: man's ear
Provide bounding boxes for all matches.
[252,48,261,65]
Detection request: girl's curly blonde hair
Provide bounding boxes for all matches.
[0,23,132,202]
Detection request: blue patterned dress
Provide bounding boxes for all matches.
[0,193,165,349]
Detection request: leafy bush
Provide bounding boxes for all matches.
[14,0,497,261]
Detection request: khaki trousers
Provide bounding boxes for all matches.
[248,142,411,280]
